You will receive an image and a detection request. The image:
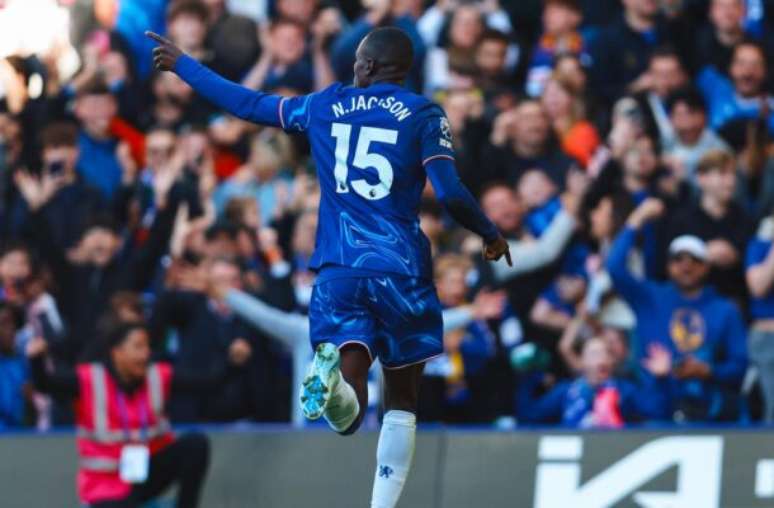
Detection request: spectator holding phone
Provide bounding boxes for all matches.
[8,122,105,250]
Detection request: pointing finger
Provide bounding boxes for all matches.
[504,248,512,267]
[145,31,171,45]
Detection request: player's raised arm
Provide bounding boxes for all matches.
[145,31,284,128]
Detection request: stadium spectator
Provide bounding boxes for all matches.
[473,29,514,95]
[167,0,211,64]
[662,88,731,184]
[14,170,176,363]
[747,216,774,422]
[72,78,125,200]
[212,129,294,224]
[691,0,762,76]
[665,150,753,304]
[608,198,748,421]
[541,74,600,168]
[698,41,774,137]
[203,0,261,81]
[633,47,689,144]
[8,123,105,249]
[590,0,675,104]
[331,0,426,91]
[241,19,315,93]
[0,301,29,429]
[150,256,285,422]
[526,0,588,98]
[483,99,575,187]
[0,243,33,306]
[517,336,668,427]
[422,254,496,423]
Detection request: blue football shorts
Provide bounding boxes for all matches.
[309,272,443,369]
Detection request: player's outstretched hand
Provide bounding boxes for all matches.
[145,31,182,72]
[483,236,512,266]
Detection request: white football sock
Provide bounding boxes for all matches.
[370,410,416,508]
[324,375,360,432]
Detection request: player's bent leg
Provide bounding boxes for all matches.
[370,363,424,508]
[335,343,371,435]
[301,342,371,434]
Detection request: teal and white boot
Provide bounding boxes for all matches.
[300,343,342,420]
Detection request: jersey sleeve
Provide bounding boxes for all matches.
[418,104,456,166]
[279,94,315,133]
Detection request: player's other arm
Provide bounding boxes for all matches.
[425,158,511,264]
[146,31,283,127]
[420,106,509,263]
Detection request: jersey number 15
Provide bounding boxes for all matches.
[331,122,398,200]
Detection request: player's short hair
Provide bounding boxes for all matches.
[167,0,209,23]
[361,27,414,74]
[696,149,735,175]
[41,122,79,149]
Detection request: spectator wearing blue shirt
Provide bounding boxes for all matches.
[697,41,774,137]
[690,0,753,76]
[745,223,774,421]
[587,131,665,278]
[518,336,668,427]
[73,79,125,201]
[0,301,29,429]
[608,198,748,421]
[112,0,168,79]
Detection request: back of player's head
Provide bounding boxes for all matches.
[361,27,414,76]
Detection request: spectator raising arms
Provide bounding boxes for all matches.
[608,198,748,422]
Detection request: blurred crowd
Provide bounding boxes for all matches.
[2,0,774,430]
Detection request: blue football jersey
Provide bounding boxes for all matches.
[278,82,455,280]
